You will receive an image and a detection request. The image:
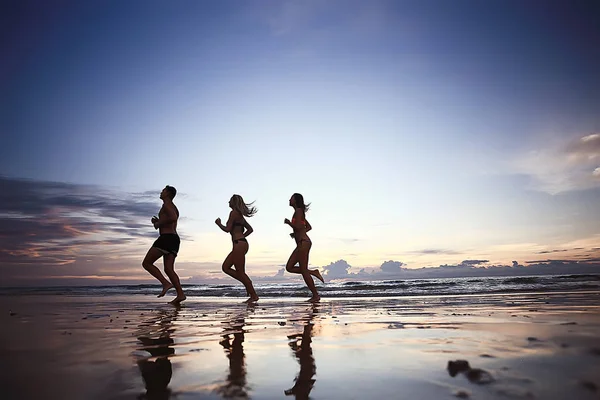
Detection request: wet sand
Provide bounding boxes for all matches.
[1,291,600,399]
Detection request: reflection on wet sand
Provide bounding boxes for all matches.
[216,303,255,399]
[285,304,319,399]
[135,307,179,400]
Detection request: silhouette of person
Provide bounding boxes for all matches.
[142,185,186,304]
[285,304,319,399]
[216,304,255,399]
[216,194,259,303]
[136,308,179,400]
[284,193,323,302]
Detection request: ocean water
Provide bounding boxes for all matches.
[1,274,599,298]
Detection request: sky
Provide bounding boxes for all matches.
[2,0,600,286]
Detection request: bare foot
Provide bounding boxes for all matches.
[169,295,186,305]
[244,296,259,303]
[158,283,173,298]
[307,295,320,302]
[312,269,325,283]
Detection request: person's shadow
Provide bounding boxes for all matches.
[285,303,319,399]
[215,303,255,399]
[135,307,179,400]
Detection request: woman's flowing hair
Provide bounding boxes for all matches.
[292,193,310,213]
[231,194,258,217]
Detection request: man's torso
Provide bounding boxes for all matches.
[159,203,178,235]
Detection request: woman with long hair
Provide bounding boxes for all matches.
[216,194,259,303]
[284,193,324,302]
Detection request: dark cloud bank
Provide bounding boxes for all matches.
[319,258,600,280]
[0,175,162,268]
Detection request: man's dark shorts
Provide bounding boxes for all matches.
[152,234,180,257]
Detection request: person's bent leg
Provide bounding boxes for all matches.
[298,244,319,301]
[300,269,319,300]
[232,244,258,302]
[142,247,173,297]
[309,268,324,283]
[163,254,185,303]
[286,248,302,274]
[222,252,238,280]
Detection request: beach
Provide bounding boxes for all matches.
[2,291,600,399]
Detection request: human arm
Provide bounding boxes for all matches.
[242,219,254,238]
[284,209,306,230]
[215,211,235,233]
[305,219,312,232]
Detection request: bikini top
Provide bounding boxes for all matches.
[291,216,306,227]
[232,220,245,232]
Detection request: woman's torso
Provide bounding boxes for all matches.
[292,208,310,243]
[231,212,246,241]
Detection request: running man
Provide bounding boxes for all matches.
[142,185,186,304]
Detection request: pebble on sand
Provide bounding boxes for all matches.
[448,360,494,385]
[466,368,494,384]
[448,360,471,377]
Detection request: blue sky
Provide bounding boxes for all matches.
[2,0,600,285]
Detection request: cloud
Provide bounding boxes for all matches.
[0,176,167,269]
[421,259,600,278]
[315,254,600,282]
[322,259,353,279]
[458,260,488,266]
[318,259,408,280]
[338,238,361,244]
[275,268,285,277]
[511,133,600,194]
[380,260,405,273]
[412,249,461,255]
[0,256,154,286]
[536,249,570,254]
[566,133,600,155]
